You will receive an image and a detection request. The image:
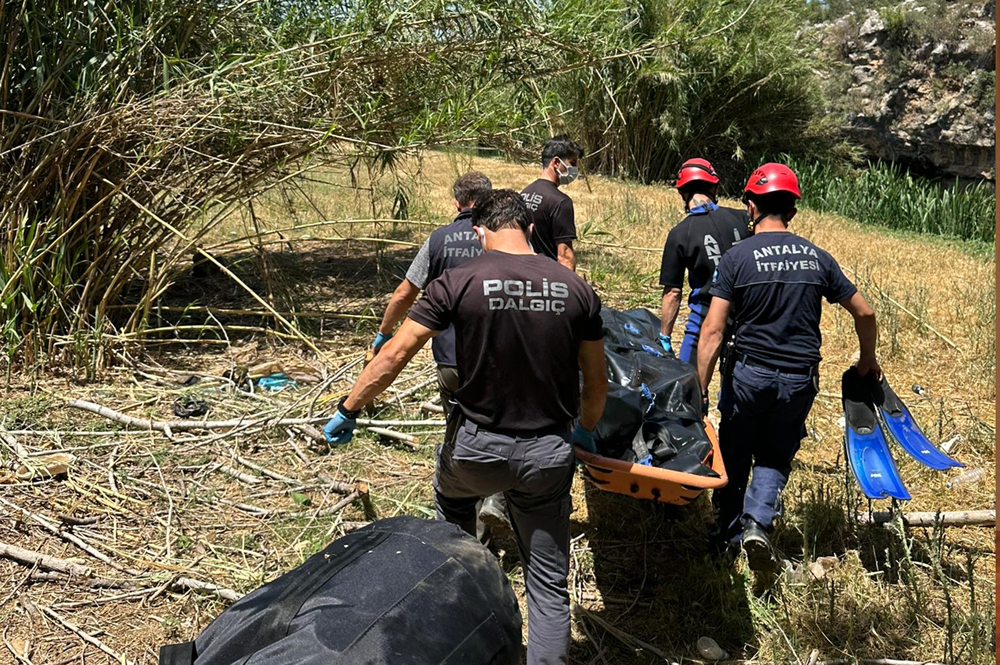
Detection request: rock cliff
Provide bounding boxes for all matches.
[810,0,995,179]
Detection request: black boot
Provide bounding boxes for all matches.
[741,519,778,575]
[478,493,512,540]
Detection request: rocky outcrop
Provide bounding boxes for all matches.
[810,0,995,179]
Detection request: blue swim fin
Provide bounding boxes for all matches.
[872,377,963,471]
[842,368,910,501]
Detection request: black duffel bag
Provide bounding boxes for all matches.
[159,516,522,665]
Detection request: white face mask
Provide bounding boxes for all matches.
[475,227,486,247]
[555,160,579,185]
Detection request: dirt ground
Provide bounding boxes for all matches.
[0,152,994,664]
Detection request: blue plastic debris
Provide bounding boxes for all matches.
[257,373,298,392]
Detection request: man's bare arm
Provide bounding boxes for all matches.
[378,279,421,336]
[696,297,732,394]
[557,242,576,272]
[344,318,438,410]
[660,287,682,337]
[578,339,608,430]
[839,292,881,377]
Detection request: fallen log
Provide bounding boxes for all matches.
[860,510,995,528]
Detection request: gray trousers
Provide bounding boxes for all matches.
[434,417,574,665]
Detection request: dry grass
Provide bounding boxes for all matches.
[0,151,994,664]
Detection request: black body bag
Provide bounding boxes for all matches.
[159,516,522,665]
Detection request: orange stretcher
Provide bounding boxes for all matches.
[574,418,728,506]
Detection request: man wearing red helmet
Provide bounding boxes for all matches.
[696,163,880,573]
[657,158,750,363]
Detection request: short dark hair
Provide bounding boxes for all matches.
[746,191,798,217]
[541,134,583,168]
[452,171,492,207]
[471,189,531,232]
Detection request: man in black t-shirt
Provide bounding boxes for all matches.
[520,135,583,271]
[658,158,750,363]
[324,190,608,665]
[696,163,881,574]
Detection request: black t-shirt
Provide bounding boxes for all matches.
[659,204,750,318]
[408,251,603,430]
[710,231,857,369]
[520,179,576,261]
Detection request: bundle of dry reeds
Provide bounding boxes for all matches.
[0,0,625,372]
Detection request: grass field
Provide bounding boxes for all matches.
[0,151,994,664]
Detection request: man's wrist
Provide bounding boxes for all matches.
[337,396,362,419]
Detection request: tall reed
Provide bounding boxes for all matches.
[788,158,996,244]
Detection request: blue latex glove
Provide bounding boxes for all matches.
[324,410,357,445]
[658,334,674,358]
[572,422,597,454]
[372,331,393,354]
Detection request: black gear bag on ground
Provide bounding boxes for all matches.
[158,516,522,665]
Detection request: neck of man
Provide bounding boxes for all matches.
[688,194,715,210]
[541,167,560,187]
[753,216,789,234]
[487,228,535,255]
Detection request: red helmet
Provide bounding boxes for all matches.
[743,163,801,200]
[676,158,720,189]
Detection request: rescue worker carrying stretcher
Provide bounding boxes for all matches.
[658,158,750,363]
[324,190,609,665]
[696,163,881,574]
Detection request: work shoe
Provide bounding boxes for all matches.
[741,519,779,575]
[479,493,513,539]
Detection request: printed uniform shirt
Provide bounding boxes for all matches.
[405,209,483,366]
[709,231,857,370]
[408,251,603,431]
[519,179,576,262]
[658,204,750,334]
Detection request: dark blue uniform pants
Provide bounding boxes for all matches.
[713,359,817,542]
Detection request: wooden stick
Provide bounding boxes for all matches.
[366,427,419,445]
[317,474,363,495]
[171,576,241,602]
[29,571,124,589]
[68,399,444,434]
[860,510,995,528]
[0,541,92,578]
[572,602,674,660]
[420,402,445,414]
[390,376,437,401]
[356,481,377,520]
[313,490,361,518]
[37,605,124,663]
[232,454,299,484]
[357,418,446,427]
[215,463,261,485]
